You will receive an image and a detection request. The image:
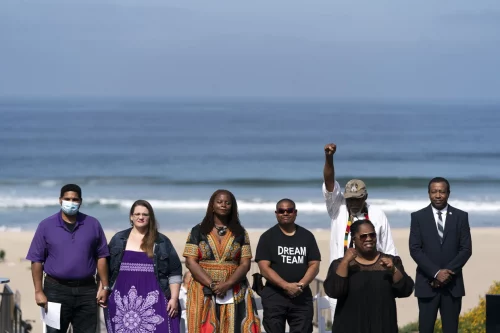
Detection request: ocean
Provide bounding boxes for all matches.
[1,98,499,232]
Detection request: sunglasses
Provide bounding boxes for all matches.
[357,232,377,241]
[276,208,296,214]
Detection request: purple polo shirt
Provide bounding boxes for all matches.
[26,211,109,280]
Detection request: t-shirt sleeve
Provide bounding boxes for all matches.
[254,231,269,262]
[183,227,200,258]
[26,222,46,262]
[241,230,252,259]
[323,181,343,218]
[308,232,321,262]
[95,222,110,258]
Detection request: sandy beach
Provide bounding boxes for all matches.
[0,227,495,333]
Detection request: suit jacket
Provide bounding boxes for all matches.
[409,204,472,298]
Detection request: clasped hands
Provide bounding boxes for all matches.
[283,282,304,298]
[210,281,232,298]
[430,269,455,288]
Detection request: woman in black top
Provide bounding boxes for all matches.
[324,220,414,333]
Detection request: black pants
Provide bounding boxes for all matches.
[418,292,462,333]
[261,287,313,333]
[43,278,98,333]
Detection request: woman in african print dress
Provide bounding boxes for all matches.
[105,200,183,333]
[183,189,261,333]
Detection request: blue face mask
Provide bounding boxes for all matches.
[61,200,80,215]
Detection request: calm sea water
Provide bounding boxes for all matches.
[0,98,499,231]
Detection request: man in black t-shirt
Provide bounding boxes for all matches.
[255,198,321,333]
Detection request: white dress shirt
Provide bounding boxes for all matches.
[431,204,448,231]
[431,204,448,278]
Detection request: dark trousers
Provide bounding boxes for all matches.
[261,289,313,333]
[43,278,98,333]
[418,292,462,333]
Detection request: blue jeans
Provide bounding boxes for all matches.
[43,278,98,333]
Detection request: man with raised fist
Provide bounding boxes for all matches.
[322,143,398,318]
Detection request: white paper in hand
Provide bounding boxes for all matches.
[216,290,234,304]
[41,302,61,329]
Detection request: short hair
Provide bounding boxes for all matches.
[60,184,82,198]
[428,177,450,193]
[276,198,296,210]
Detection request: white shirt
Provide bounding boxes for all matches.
[323,181,398,264]
[431,204,448,231]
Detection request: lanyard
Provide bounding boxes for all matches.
[343,213,369,254]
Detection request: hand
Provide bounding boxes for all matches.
[96,289,109,308]
[35,290,48,311]
[436,269,454,284]
[324,143,337,156]
[212,281,231,298]
[283,282,303,298]
[379,257,395,272]
[342,248,358,263]
[430,280,443,288]
[166,298,179,318]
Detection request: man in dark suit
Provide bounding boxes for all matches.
[409,177,472,333]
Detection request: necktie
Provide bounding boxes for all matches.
[437,211,444,243]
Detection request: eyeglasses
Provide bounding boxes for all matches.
[276,208,296,214]
[357,232,376,241]
[133,213,150,217]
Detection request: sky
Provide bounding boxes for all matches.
[1,0,500,102]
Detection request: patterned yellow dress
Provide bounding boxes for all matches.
[183,224,261,333]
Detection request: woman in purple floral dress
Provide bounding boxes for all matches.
[105,200,183,333]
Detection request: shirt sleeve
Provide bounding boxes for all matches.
[323,259,348,299]
[95,222,110,258]
[166,237,182,284]
[241,230,252,259]
[323,181,343,219]
[26,222,46,262]
[392,256,415,298]
[254,232,269,262]
[308,233,321,262]
[378,211,398,256]
[183,227,199,258]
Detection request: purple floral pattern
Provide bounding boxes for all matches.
[112,286,164,332]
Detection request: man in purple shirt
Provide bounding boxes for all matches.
[26,184,110,333]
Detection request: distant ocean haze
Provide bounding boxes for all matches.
[0,98,499,230]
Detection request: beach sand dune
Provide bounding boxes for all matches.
[0,228,494,333]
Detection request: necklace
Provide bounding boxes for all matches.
[214,225,228,236]
[344,212,369,254]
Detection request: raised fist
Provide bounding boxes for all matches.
[324,143,337,156]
